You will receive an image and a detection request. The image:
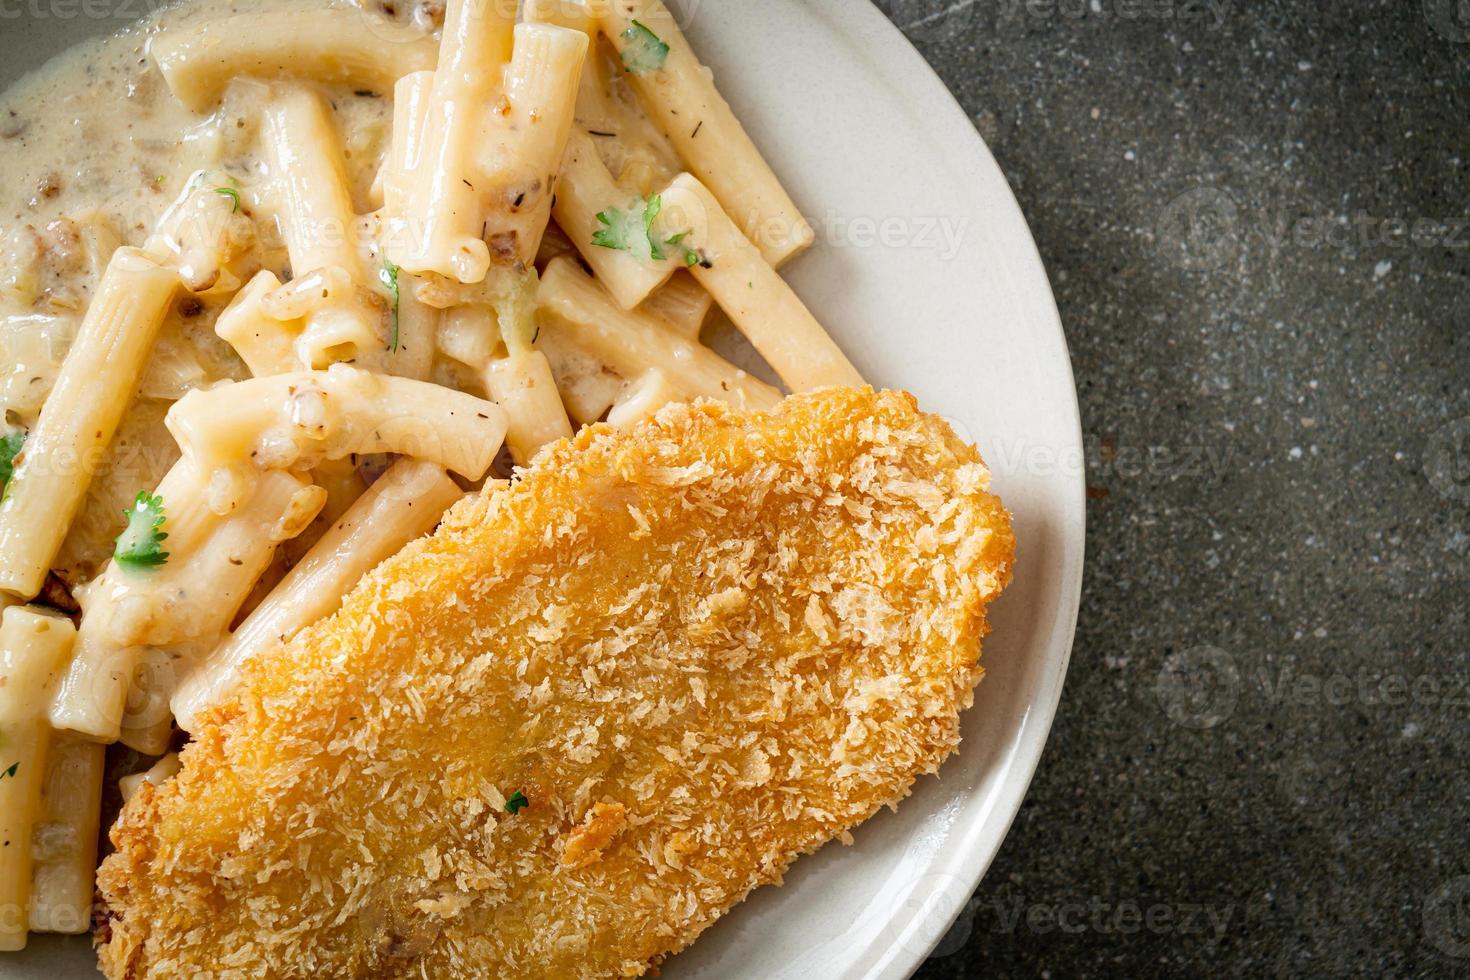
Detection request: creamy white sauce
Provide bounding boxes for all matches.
[0,0,405,586]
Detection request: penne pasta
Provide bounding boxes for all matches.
[118,752,181,804]
[391,0,516,283]
[484,350,575,464]
[638,270,712,339]
[48,468,323,744]
[297,456,369,544]
[594,0,816,267]
[264,85,363,283]
[0,249,178,600]
[144,176,258,296]
[481,23,588,267]
[552,128,678,309]
[151,10,439,112]
[386,269,440,382]
[534,327,627,425]
[523,0,599,34]
[382,72,436,220]
[117,662,176,756]
[606,367,683,428]
[436,305,501,372]
[172,460,463,732]
[0,606,77,951]
[537,256,780,411]
[213,270,297,377]
[28,736,104,935]
[379,73,442,383]
[262,85,386,368]
[662,173,864,392]
[165,365,508,499]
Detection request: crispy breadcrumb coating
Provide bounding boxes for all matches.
[96,387,1015,979]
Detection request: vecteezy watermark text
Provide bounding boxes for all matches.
[0,0,169,19]
[977,893,1235,940]
[1156,186,1470,272]
[1154,645,1470,730]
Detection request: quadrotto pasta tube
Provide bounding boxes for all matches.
[391,0,516,283]
[28,736,105,936]
[661,173,864,392]
[151,9,439,112]
[0,249,178,599]
[537,256,780,411]
[172,460,464,732]
[164,365,507,515]
[0,606,77,951]
[262,84,387,369]
[48,467,324,745]
[594,0,816,267]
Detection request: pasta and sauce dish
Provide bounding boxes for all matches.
[0,1,1017,975]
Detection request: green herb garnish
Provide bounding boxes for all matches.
[505,790,529,814]
[1,762,17,780]
[620,20,670,73]
[593,192,664,262]
[593,194,708,268]
[664,231,704,268]
[380,259,402,353]
[214,186,242,213]
[0,430,24,489]
[114,491,169,569]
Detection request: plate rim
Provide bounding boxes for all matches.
[0,2,1086,977]
[817,4,1085,977]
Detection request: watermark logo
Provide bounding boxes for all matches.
[883,871,978,959]
[813,210,970,262]
[1158,184,1470,273]
[1156,187,1240,272]
[976,891,1235,939]
[0,0,171,21]
[1154,645,1240,729]
[1424,0,1470,42]
[1425,876,1470,958]
[1154,646,1470,732]
[1426,417,1470,505]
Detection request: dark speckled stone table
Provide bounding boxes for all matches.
[871,1,1470,977]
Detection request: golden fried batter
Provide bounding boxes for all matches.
[96,387,1015,979]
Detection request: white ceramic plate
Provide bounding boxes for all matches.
[0,1,1083,977]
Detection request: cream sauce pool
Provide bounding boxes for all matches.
[0,0,415,587]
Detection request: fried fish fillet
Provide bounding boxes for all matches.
[96,386,1015,979]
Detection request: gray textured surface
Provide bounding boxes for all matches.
[0,2,1463,977]
[877,1,1470,977]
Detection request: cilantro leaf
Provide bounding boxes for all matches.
[505,790,529,814]
[664,231,705,269]
[0,430,24,489]
[114,491,169,569]
[644,195,665,260]
[380,259,401,353]
[620,20,670,74]
[214,186,241,213]
[1,762,17,780]
[593,193,665,263]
